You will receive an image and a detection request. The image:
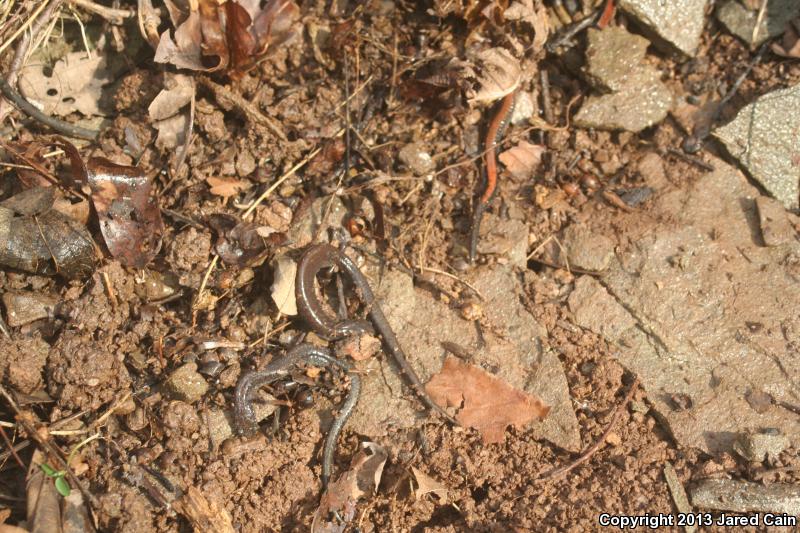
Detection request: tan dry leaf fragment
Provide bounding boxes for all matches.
[174,486,235,533]
[206,176,252,198]
[426,356,550,444]
[505,0,550,52]
[411,467,448,504]
[150,73,194,150]
[498,141,545,178]
[470,48,521,103]
[312,442,387,533]
[18,52,113,117]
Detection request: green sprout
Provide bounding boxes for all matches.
[37,433,100,498]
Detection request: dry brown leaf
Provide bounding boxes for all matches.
[499,141,545,178]
[426,356,551,444]
[18,52,112,117]
[411,467,448,504]
[174,486,235,533]
[505,0,550,52]
[470,48,521,103]
[312,442,387,533]
[27,450,61,533]
[206,176,252,198]
[149,73,194,121]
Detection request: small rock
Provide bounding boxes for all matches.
[756,196,797,246]
[270,255,298,315]
[2,291,58,327]
[691,479,800,515]
[285,196,348,249]
[733,431,791,462]
[636,152,668,189]
[561,224,615,272]
[568,276,636,342]
[605,432,622,447]
[619,0,709,57]
[716,0,800,47]
[134,271,178,302]
[475,215,530,268]
[164,362,209,403]
[398,143,434,175]
[574,69,672,132]
[713,85,800,210]
[235,149,256,178]
[584,27,650,92]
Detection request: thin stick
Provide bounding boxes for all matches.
[197,76,287,141]
[0,383,100,509]
[0,425,25,470]
[0,0,52,56]
[0,76,99,139]
[70,0,135,23]
[751,0,768,48]
[537,377,640,481]
[416,266,485,300]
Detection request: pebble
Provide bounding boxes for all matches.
[619,0,709,57]
[163,362,209,404]
[713,85,800,210]
[398,142,434,175]
[716,0,800,47]
[756,197,797,247]
[561,224,615,272]
[733,431,791,462]
[1,291,58,327]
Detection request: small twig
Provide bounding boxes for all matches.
[0,76,99,140]
[666,148,715,172]
[751,0,769,49]
[197,76,287,141]
[69,0,136,23]
[0,425,25,470]
[101,271,117,309]
[0,313,10,339]
[0,0,52,56]
[0,383,100,510]
[537,377,640,481]
[547,9,601,52]
[540,69,554,126]
[416,266,485,301]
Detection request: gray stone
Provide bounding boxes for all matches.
[602,159,800,455]
[713,85,800,210]
[619,0,709,56]
[398,142,434,175]
[164,362,209,403]
[756,196,797,246]
[568,276,636,342]
[347,261,581,452]
[716,0,800,47]
[473,213,530,268]
[561,224,615,272]
[574,69,673,132]
[691,479,800,515]
[584,27,650,92]
[733,431,791,462]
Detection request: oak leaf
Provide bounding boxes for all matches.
[426,356,550,444]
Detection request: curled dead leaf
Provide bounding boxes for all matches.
[0,188,97,278]
[469,48,521,103]
[206,176,253,199]
[411,467,448,504]
[154,0,300,74]
[312,442,387,533]
[498,141,546,178]
[505,0,550,52]
[426,356,550,444]
[82,158,163,268]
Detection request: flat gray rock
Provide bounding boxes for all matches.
[691,479,800,515]
[713,85,800,210]
[574,69,673,132]
[716,0,800,47]
[619,0,709,56]
[584,27,650,92]
[576,158,800,456]
[346,260,581,452]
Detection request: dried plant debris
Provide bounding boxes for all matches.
[411,467,448,504]
[312,442,387,533]
[772,18,800,58]
[0,187,97,278]
[155,0,300,74]
[174,486,235,533]
[83,158,163,268]
[498,141,546,178]
[18,52,113,117]
[426,356,551,444]
[207,213,280,266]
[469,48,521,103]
